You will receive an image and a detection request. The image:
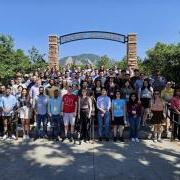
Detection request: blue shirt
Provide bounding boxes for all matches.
[48,97,62,115]
[1,94,17,116]
[35,95,48,115]
[112,99,125,117]
[97,95,111,111]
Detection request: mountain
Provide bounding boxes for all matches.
[60,53,101,66]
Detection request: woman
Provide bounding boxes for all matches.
[170,88,180,140]
[18,88,31,140]
[121,80,134,102]
[93,80,102,100]
[127,93,141,142]
[78,88,92,142]
[112,91,126,142]
[139,79,153,126]
[16,85,23,99]
[151,90,165,142]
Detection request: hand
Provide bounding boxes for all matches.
[48,113,52,117]
[74,112,77,117]
[112,117,114,121]
[60,112,63,116]
[78,114,80,119]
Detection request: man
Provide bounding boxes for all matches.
[34,86,49,140]
[46,79,59,98]
[97,88,111,141]
[130,69,140,86]
[48,89,62,141]
[1,87,17,140]
[134,73,145,92]
[61,85,78,142]
[0,85,6,136]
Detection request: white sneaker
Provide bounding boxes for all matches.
[2,134,7,140]
[153,139,157,143]
[135,138,139,143]
[26,135,30,140]
[131,138,135,142]
[23,135,26,140]
[11,134,17,140]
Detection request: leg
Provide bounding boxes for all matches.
[97,112,103,138]
[129,117,135,138]
[104,111,110,139]
[42,115,48,137]
[134,117,140,138]
[36,115,41,138]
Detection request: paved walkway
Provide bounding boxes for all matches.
[0,139,179,180]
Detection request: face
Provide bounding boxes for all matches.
[82,89,87,96]
[49,80,54,86]
[22,89,27,96]
[68,86,72,93]
[131,94,136,101]
[154,91,160,97]
[6,88,11,96]
[39,88,44,94]
[144,81,148,87]
[18,86,23,93]
[125,81,130,87]
[175,89,180,96]
[116,92,121,98]
[17,77,22,84]
[0,86,5,93]
[102,89,107,96]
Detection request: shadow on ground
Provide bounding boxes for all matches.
[0,138,179,180]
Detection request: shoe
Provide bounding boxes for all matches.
[157,138,162,143]
[34,137,39,141]
[23,135,26,140]
[11,134,17,140]
[131,138,135,142]
[135,138,139,143]
[2,134,7,140]
[55,138,59,142]
[69,137,73,142]
[119,137,124,142]
[106,138,109,142]
[153,139,157,143]
[113,137,117,142]
[61,136,67,142]
[99,137,102,142]
[43,135,48,139]
[26,135,30,140]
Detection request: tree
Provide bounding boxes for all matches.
[97,55,111,69]
[143,42,180,83]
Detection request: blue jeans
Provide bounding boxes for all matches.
[36,114,48,137]
[129,116,140,138]
[98,111,110,138]
[51,115,61,138]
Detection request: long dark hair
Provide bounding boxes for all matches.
[128,92,138,105]
[141,78,152,91]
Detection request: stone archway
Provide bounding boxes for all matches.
[48,31,137,69]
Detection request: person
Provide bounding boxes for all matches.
[134,73,145,93]
[151,90,165,142]
[1,87,17,140]
[170,87,180,140]
[78,88,92,142]
[46,79,59,98]
[112,91,126,142]
[138,79,153,126]
[97,88,111,141]
[127,93,141,142]
[34,86,49,140]
[48,89,62,141]
[61,85,78,142]
[121,80,134,102]
[17,88,31,140]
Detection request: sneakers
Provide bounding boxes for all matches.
[135,138,139,143]
[153,139,157,143]
[157,138,162,143]
[119,137,125,142]
[11,134,17,140]
[2,134,7,140]
[131,138,135,142]
[23,135,26,140]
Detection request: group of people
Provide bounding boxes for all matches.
[0,64,179,143]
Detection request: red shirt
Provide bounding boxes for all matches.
[62,94,77,113]
[171,96,180,111]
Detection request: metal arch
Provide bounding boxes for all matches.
[59,31,128,45]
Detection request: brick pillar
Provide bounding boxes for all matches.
[127,33,138,70]
[48,35,59,67]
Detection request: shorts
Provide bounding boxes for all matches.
[19,106,31,119]
[113,116,125,126]
[63,113,76,126]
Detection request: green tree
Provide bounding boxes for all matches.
[143,42,180,83]
[97,55,111,69]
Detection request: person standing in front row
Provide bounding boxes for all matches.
[112,91,126,142]
[48,89,62,141]
[62,85,78,142]
[97,88,111,141]
[127,93,141,143]
[34,86,49,140]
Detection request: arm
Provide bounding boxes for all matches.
[78,97,81,118]
[88,97,92,119]
[96,97,105,113]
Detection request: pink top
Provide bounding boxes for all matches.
[171,96,180,111]
[151,98,164,111]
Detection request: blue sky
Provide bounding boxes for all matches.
[0,0,179,60]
